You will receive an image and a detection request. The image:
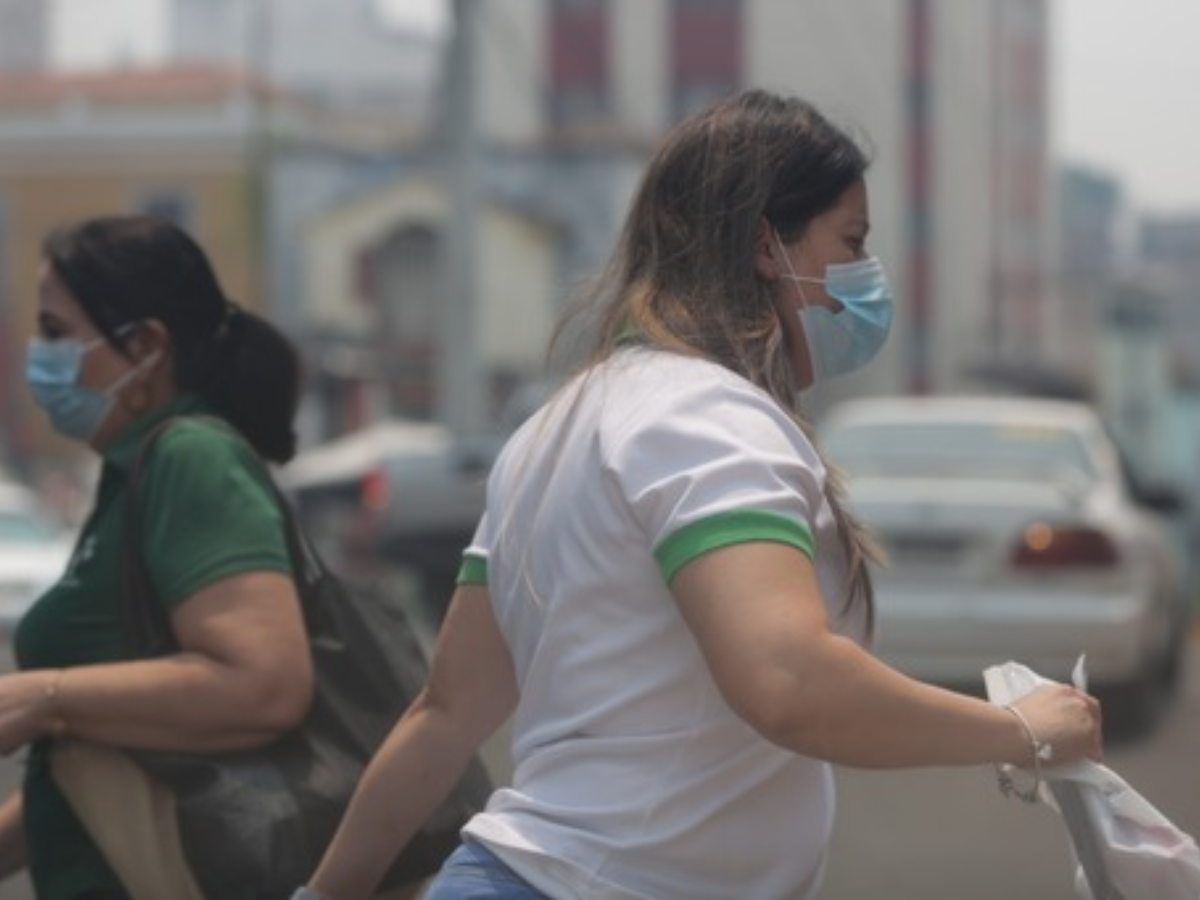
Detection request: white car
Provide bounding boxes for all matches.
[819,395,1191,734]
[0,483,75,638]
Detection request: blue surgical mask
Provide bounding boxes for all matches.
[776,234,894,381]
[25,335,147,442]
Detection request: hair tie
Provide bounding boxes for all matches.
[214,300,243,341]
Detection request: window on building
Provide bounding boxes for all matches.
[548,0,610,129]
[364,223,441,417]
[670,0,741,122]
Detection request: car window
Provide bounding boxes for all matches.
[823,421,1099,483]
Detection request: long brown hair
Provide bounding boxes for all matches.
[549,88,880,632]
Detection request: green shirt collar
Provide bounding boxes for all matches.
[102,394,214,474]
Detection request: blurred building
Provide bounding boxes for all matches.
[1139,215,1200,389]
[1135,215,1200,495]
[1054,170,1200,490]
[292,0,1056,436]
[154,0,471,435]
[2,1,1065,458]
[165,0,439,122]
[0,0,48,72]
[1,0,483,449]
[300,176,558,434]
[1060,167,1123,279]
[0,0,443,460]
[1097,283,1172,483]
[455,0,1054,410]
[1055,165,1123,389]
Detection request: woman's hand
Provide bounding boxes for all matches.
[1007,683,1103,769]
[0,669,63,755]
[0,792,27,879]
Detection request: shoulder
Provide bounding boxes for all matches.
[153,416,255,460]
[142,416,267,490]
[606,347,781,413]
[598,348,816,461]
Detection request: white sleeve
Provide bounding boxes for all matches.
[604,376,826,553]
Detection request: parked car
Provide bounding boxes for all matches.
[818,395,1191,734]
[0,482,76,638]
[280,419,504,619]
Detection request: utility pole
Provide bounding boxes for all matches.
[438,0,485,435]
[905,0,933,395]
[245,0,273,319]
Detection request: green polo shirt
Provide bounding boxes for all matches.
[13,395,291,900]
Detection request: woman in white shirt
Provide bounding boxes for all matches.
[296,87,1102,900]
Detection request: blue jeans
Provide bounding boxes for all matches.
[423,840,550,899]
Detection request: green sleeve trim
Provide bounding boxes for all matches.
[457,553,488,586]
[654,510,814,584]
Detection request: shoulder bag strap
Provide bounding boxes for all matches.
[179,414,331,589]
[123,419,181,657]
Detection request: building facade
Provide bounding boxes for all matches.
[462,0,1053,409]
[7,1,1061,453]
[165,0,439,121]
[1056,165,1123,390]
[0,0,47,72]
[1140,215,1200,389]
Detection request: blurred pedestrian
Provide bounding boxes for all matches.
[0,215,313,899]
[296,88,1103,900]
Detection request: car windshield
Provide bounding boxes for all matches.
[823,421,1099,484]
[0,509,59,543]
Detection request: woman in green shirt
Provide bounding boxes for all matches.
[0,215,314,899]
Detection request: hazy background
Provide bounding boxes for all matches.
[51,0,1200,213]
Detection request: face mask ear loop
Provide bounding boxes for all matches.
[104,347,163,401]
[79,335,109,356]
[773,230,822,309]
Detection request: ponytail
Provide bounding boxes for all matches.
[180,305,302,464]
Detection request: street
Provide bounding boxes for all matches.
[0,640,1195,899]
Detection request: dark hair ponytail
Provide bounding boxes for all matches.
[182,305,302,464]
[44,215,302,463]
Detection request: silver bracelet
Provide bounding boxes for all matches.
[291,888,331,900]
[994,703,1054,803]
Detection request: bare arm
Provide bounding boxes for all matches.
[0,792,26,881]
[672,542,1102,769]
[0,571,313,754]
[308,584,517,900]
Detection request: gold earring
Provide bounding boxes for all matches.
[122,380,153,416]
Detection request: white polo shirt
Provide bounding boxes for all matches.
[459,346,869,899]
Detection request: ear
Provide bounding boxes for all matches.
[753,219,784,281]
[127,318,173,365]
